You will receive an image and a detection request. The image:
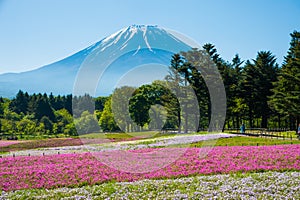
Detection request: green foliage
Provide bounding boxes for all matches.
[99,98,121,132]
[9,90,29,114]
[72,94,95,118]
[111,86,136,132]
[0,93,77,138]
[129,83,180,129]
[270,31,300,129]
[40,116,53,133]
[75,111,100,134]
[0,98,5,131]
[240,52,278,127]
[16,117,36,137]
[95,96,109,111]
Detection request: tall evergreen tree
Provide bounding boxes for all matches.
[270,31,300,130]
[9,90,29,114]
[229,54,244,128]
[180,49,210,130]
[0,97,4,117]
[29,96,55,121]
[253,51,278,128]
[240,60,259,127]
[165,54,184,132]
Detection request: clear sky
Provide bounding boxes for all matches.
[0,0,299,74]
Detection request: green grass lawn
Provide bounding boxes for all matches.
[172,136,300,148]
[225,129,298,139]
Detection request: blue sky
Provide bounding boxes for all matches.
[0,0,299,74]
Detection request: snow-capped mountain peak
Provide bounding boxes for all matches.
[0,25,192,97]
[93,25,185,54]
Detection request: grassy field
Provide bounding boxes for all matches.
[171,136,300,148]
[216,136,300,146]
[226,129,298,139]
[80,131,161,139]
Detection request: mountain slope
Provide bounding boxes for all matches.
[0,25,192,98]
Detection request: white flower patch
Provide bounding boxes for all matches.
[1,171,300,199]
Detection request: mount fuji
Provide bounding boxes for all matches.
[0,25,193,98]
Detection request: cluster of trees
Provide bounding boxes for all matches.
[0,92,111,138]
[1,31,299,137]
[219,31,300,130]
[99,31,300,132]
[0,92,76,138]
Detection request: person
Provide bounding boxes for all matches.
[298,124,300,138]
[240,123,245,134]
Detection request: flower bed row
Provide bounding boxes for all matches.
[0,144,299,191]
[2,133,238,157]
[0,140,22,148]
[0,137,139,154]
[1,171,299,199]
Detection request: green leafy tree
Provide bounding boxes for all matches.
[64,122,77,136]
[111,86,136,132]
[36,122,46,135]
[54,109,76,135]
[99,98,120,132]
[95,96,109,111]
[16,117,36,138]
[72,94,95,118]
[129,83,180,130]
[76,111,100,134]
[1,119,17,135]
[40,116,53,133]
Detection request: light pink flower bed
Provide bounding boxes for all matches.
[0,144,299,191]
[0,140,21,148]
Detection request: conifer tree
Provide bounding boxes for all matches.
[270,31,300,130]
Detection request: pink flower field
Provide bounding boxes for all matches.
[0,140,22,148]
[0,144,299,191]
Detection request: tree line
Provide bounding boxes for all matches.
[0,92,109,138]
